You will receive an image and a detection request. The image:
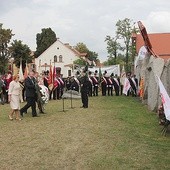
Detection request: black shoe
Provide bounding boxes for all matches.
[84,106,88,108]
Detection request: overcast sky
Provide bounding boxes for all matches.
[1,0,170,61]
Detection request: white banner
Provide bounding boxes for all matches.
[157,75,170,121]
[123,78,131,95]
[88,64,120,77]
[19,62,24,81]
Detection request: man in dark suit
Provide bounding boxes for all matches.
[20,71,38,117]
[80,70,90,108]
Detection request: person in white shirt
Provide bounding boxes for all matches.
[8,75,22,120]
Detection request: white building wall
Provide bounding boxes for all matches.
[35,40,79,78]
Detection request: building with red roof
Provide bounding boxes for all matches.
[132,33,170,60]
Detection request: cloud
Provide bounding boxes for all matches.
[144,11,170,33]
[1,0,170,62]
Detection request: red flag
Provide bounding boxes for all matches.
[48,64,53,85]
[53,66,58,90]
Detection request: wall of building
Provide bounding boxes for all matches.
[35,40,79,78]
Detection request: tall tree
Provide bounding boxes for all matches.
[75,42,99,64]
[0,23,14,74]
[116,18,136,71]
[10,40,32,69]
[35,28,57,57]
[105,35,123,65]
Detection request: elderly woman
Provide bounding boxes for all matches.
[8,75,22,120]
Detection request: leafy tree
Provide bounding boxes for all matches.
[73,58,86,67]
[105,35,123,65]
[10,40,32,69]
[35,28,57,57]
[116,18,138,71]
[75,42,99,64]
[75,42,89,53]
[0,23,14,74]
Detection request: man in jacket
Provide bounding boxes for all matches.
[20,71,38,117]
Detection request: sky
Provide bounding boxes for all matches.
[0,0,170,62]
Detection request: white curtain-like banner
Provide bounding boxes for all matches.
[157,75,170,121]
[88,64,120,77]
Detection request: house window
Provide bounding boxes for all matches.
[68,70,71,77]
[59,55,63,62]
[54,55,57,62]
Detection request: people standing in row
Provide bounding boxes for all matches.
[8,75,22,120]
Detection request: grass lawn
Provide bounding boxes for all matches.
[0,95,170,170]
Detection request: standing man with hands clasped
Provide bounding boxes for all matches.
[20,70,38,117]
[80,70,90,108]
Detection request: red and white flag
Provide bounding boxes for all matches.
[123,78,131,95]
[157,75,170,121]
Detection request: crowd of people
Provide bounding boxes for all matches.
[0,68,140,120]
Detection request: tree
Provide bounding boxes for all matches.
[75,42,99,64]
[105,35,123,65]
[73,58,86,67]
[116,18,137,71]
[10,40,32,69]
[35,28,57,57]
[0,23,14,74]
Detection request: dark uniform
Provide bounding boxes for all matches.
[80,72,90,108]
[107,77,113,96]
[65,77,71,91]
[92,74,99,96]
[101,76,107,96]
[20,76,38,117]
[112,77,120,96]
[128,76,137,97]
[70,77,80,92]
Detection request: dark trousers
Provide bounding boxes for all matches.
[93,85,98,96]
[20,97,37,116]
[0,92,4,104]
[88,85,92,97]
[108,86,113,96]
[114,86,120,96]
[120,85,123,95]
[52,88,57,100]
[102,84,107,96]
[81,90,88,108]
[56,87,61,99]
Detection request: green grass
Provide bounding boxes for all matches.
[0,95,170,170]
